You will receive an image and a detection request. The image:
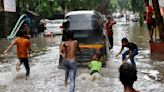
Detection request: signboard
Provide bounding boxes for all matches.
[4,0,16,12]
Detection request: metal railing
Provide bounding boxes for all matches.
[7,14,27,40]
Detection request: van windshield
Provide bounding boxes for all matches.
[66,14,100,30]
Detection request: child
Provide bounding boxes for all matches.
[144,0,156,42]
[116,38,138,67]
[76,54,102,82]
[106,16,116,49]
[119,63,139,92]
[4,31,32,79]
[88,53,102,75]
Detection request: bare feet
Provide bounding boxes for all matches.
[92,75,96,81]
[29,61,32,66]
[25,76,29,80]
[64,81,68,87]
[16,63,21,72]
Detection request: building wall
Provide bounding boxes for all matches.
[0,0,18,38]
[0,12,18,38]
[0,0,3,11]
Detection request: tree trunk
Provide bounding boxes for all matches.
[97,0,109,14]
[152,0,164,40]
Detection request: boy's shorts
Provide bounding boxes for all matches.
[147,18,156,31]
[19,58,29,63]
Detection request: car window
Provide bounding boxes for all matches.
[66,14,93,30]
[52,20,63,24]
[63,13,103,43]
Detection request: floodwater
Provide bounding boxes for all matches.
[0,21,164,92]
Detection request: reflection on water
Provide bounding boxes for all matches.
[0,22,164,92]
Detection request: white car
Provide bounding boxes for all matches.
[45,19,64,35]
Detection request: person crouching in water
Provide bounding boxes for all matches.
[116,38,138,67]
[119,63,139,92]
[88,53,102,75]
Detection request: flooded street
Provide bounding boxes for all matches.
[0,21,164,92]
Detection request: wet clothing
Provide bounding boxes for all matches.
[147,18,156,30]
[64,60,77,92]
[19,58,30,76]
[122,42,138,66]
[108,36,113,49]
[146,6,156,30]
[122,49,138,66]
[106,22,114,49]
[15,37,31,58]
[90,70,99,75]
[14,37,31,77]
[106,22,113,36]
[122,42,138,51]
[146,6,154,23]
[88,60,102,75]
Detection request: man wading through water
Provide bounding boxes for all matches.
[60,31,80,92]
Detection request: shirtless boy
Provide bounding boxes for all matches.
[60,31,80,92]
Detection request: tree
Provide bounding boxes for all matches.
[131,0,145,26]
[152,0,164,40]
[16,0,61,18]
[107,0,117,14]
[117,0,131,11]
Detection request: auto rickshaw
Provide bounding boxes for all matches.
[58,10,109,68]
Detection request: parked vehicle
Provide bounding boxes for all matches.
[129,14,138,22]
[44,19,64,36]
[132,18,138,22]
[58,10,108,68]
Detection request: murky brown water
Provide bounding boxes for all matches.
[0,21,164,92]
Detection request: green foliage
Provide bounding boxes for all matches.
[56,0,101,11]
[16,0,60,18]
[107,0,117,14]
[16,0,145,22]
